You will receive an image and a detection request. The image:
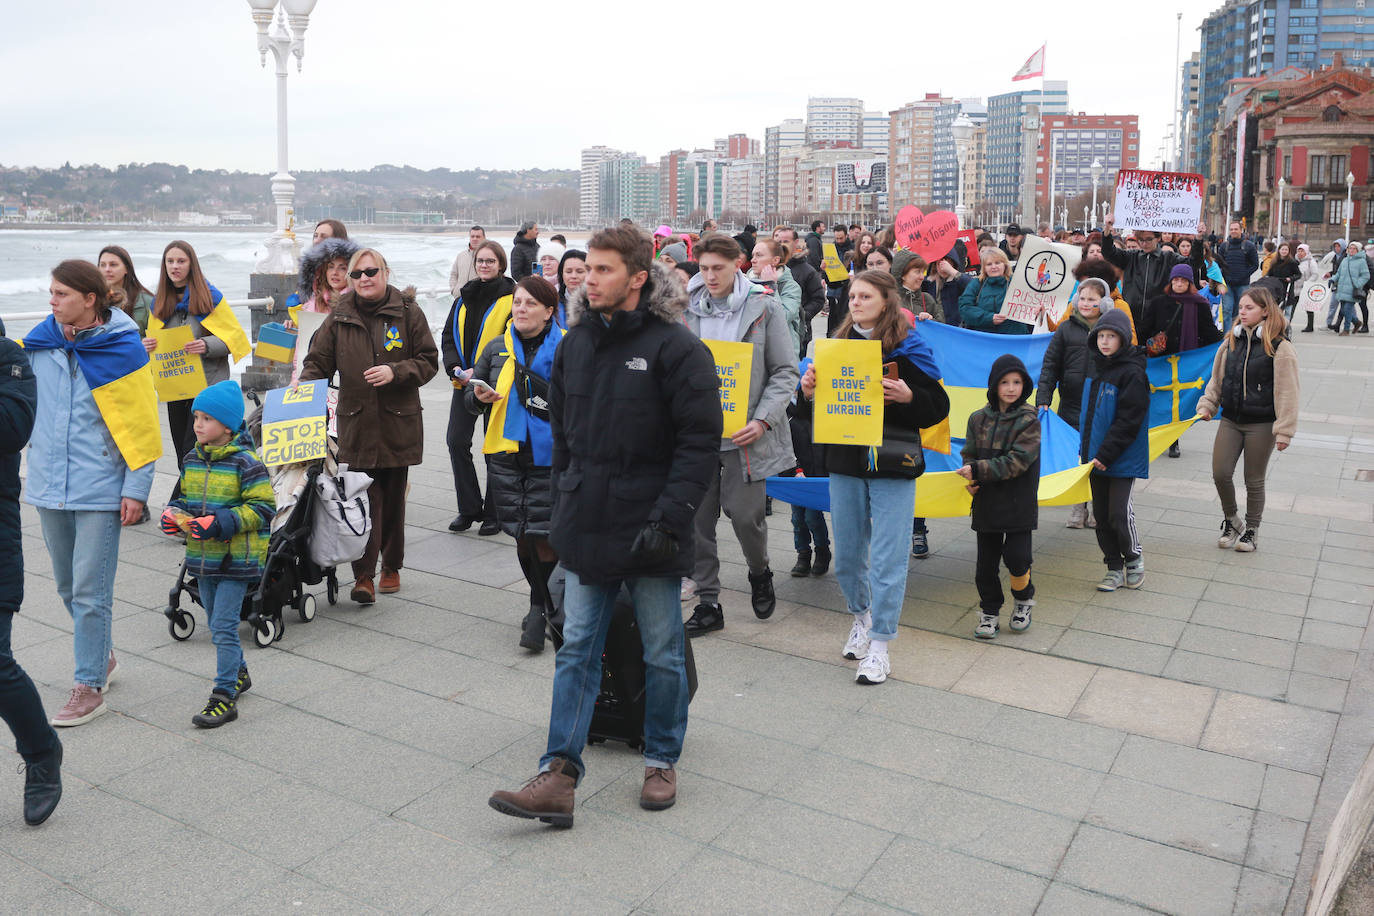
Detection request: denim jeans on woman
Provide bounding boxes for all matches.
[829,474,915,641]
[37,509,120,688]
[1339,299,1360,332]
[541,572,688,781]
[197,577,248,695]
[0,611,60,765]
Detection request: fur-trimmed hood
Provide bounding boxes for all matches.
[297,237,361,298]
[562,260,687,328]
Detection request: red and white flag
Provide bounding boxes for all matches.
[1012,44,1045,82]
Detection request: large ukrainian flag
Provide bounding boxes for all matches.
[22,315,162,470]
[146,285,251,363]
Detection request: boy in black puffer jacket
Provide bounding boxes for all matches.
[959,355,1041,639]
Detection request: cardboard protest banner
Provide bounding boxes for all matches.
[259,381,328,468]
[999,233,1081,328]
[150,325,207,402]
[820,242,851,283]
[835,160,888,195]
[894,206,960,263]
[812,338,883,446]
[1113,169,1205,234]
[254,321,297,364]
[704,339,753,437]
[291,309,328,385]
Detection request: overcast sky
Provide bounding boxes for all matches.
[3,1,1208,175]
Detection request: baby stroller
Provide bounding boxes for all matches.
[162,392,340,649]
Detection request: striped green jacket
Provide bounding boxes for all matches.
[170,431,275,580]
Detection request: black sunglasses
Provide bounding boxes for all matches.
[349,267,381,279]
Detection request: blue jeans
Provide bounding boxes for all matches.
[829,474,915,642]
[0,612,60,765]
[198,577,248,695]
[1223,283,1248,329]
[1339,300,1360,332]
[790,505,830,552]
[38,509,120,688]
[542,572,688,780]
[1327,297,1342,327]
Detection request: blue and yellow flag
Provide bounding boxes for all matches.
[146,286,251,363]
[22,315,162,470]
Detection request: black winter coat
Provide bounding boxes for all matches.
[0,336,36,613]
[1139,291,1223,356]
[1102,233,1205,309]
[549,263,722,583]
[510,234,539,281]
[1217,237,1260,286]
[1036,311,1093,428]
[789,256,826,357]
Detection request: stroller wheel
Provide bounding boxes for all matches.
[168,610,195,641]
[326,573,338,606]
[296,593,317,623]
[253,617,278,649]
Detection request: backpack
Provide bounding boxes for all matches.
[308,464,373,568]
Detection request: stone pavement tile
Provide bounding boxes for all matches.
[1111,735,1265,808]
[1233,867,1294,916]
[1320,544,1374,567]
[1056,825,1242,916]
[1086,774,1253,864]
[1260,766,1323,823]
[767,754,935,836]
[236,647,361,706]
[1292,643,1359,680]
[369,647,553,729]
[1292,494,1371,522]
[212,873,385,915]
[950,646,1096,717]
[1300,617,1367,651]
[831,895,912,916]
[710,795,895,890]
[1089,587,1198,620]
[284,619,420,674]
[885,628,990,691]
[1069,667,1216,746]
[297,818,497,913]
[973,705,1125,772]
[1071,606,1187,645]
[327,595,481,645]
[900,784,1078,878]
[1286,671,1350,713]
[899,597,974,635]
[1162,650,1288,700]
[58,709,192,787]
[860,837,1047,916]
[584,767,764,845]
[1035,883,1170,915]
[639,848,846,916]
[1199,692,1338,775]
[1246,811,1309,879]
[1316,559,1374,588]
[1189,601,1304,642]
[0,851,116,915]
[1176,624,1296,669]
[1310,577,1374,606]
[939,744,1105,820]
[430,861,633,915]
[1200,581,1306,616]
[860,677,1003,739]
[691,687,856,750]
[817,713,975,785]
[1304,596,1372,628]
[666,720,802,795]
[1050,629,1173,676]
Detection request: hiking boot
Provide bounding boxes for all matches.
[855,650,890,685]
[191,691,237,729]
[378,568,400,594]
[1010,601,1034,632]
[640,767,677,810]
[1217,517,1243,550]
[1097,569,1125,592]
[350,576,376,605]
[911,530,929,558]
[519,607,546,652]
[234,666,252,697]
[811,544,831,576]
[488,758,575,827]
[105,651,117,690]
[748,568,776,619]
[842,616,871,660]
[1065,504,1086,529]
[1235,528,1258,552]
[974,614,999,639]
[685,602,724,637]
[51,685,105,727]
[1124,558,1145,589]
[21,740,62,826]
[790,550,812,577]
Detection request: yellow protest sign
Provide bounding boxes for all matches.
[821,243,850,283]
[705,339,753,437]
[812,338,883,446]
[259,382,329,467]
[150,326,207,402]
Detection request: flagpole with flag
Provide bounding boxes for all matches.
[1011,43,1047,227]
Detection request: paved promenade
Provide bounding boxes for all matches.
[3,327,1373,914]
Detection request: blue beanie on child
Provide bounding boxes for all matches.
[191,379,245,432]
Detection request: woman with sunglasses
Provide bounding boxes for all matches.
[298,248,439,605]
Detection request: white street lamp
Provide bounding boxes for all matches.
[1276,176,1286,245]
[248,0,319,274]
[1346,171,1355,244]
[1227,181,1234,228]
[1083,206,1089,232]
[951,115,974,230]
[1089,158,1103,231]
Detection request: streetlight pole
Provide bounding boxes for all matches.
[1090,158,1103,230]
[951,115,974,230]
[247,0,318,274]
[1083,206,1089,232]
[1227,181,1234,230]
[1346,171,1355,244]
[1276,176,1286,245]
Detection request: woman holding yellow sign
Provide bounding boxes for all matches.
[800,270,949,685]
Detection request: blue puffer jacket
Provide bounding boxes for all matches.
[1335,251,1370,303]
[24,309,155,511]
[958,276,1032,335]
[1078,310,1150,479]
[0,334,36,613]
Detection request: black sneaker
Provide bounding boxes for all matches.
[192,691,238,729]
[685,602,724,637]
[911,531,930,559]
[790,550,812,577]
[748,568,776,619]
[478,518,501,537]
[22,740,62,826]
[1168,442,1181,458]
[234,666,252,697]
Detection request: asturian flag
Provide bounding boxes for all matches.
[1012,44,1046,82]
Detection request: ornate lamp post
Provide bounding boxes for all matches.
[1226,180,1234,227]
[1090,158,1103,229]
[1346,171,1355,245]
[1276,176,1286,245]
[951,115,974,230]
[247,0,318,274]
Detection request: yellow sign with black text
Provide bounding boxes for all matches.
[705,339,753,438]
[812,338,883,446]
[150,326,207,402]
[259,381,329,467]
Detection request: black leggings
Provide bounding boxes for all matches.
[975,531,1034,615]
[166,399,197,501]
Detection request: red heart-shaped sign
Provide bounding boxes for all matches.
[894,205,961,263]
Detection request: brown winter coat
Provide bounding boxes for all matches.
[299,284,439,468]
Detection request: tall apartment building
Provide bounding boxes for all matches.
[932,98,987,210]
[597,154,645,223]
[806,97,864,145]
[1179,51,1202,171]
[725,156,765,223]
[680,153,729,222]
[764,119,806,221]
[716,133,760,159]
[658,149,689,225]
[888,94,951,209]
[862,112,890,153]
[985,81,1070,221]
[1037,114,1141,220]
[580,145,621,225]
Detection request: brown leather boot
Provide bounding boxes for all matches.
[640,766,677,810]
[350,577,375,605]
[378,568,400,594]
[488,758,575,827]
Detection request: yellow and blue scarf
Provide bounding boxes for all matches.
[146,284,251,363]
[483,322,564,465]
[22,315,162,470]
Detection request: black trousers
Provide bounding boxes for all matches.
[1090,475,1140,569]
[0,611,58,765]
[354,467,408,579]
[974,531,1034,615]
[446,390,493,519]
[167,398,197,501]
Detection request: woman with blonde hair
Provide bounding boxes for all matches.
[959,248,1030,335]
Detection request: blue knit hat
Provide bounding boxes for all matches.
[191,379,244,432]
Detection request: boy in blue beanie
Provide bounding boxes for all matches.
[161,380,275,727]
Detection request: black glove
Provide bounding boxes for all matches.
[629,522,679,566]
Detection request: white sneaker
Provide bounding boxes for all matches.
[974,614,999,639]
[1010,601,1034,632]
[842,617,871,660]
[855,651,890,685]
[1217,517,1242,550]
[679,578,697,602]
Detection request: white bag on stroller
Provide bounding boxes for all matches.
[309,464,373,568]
